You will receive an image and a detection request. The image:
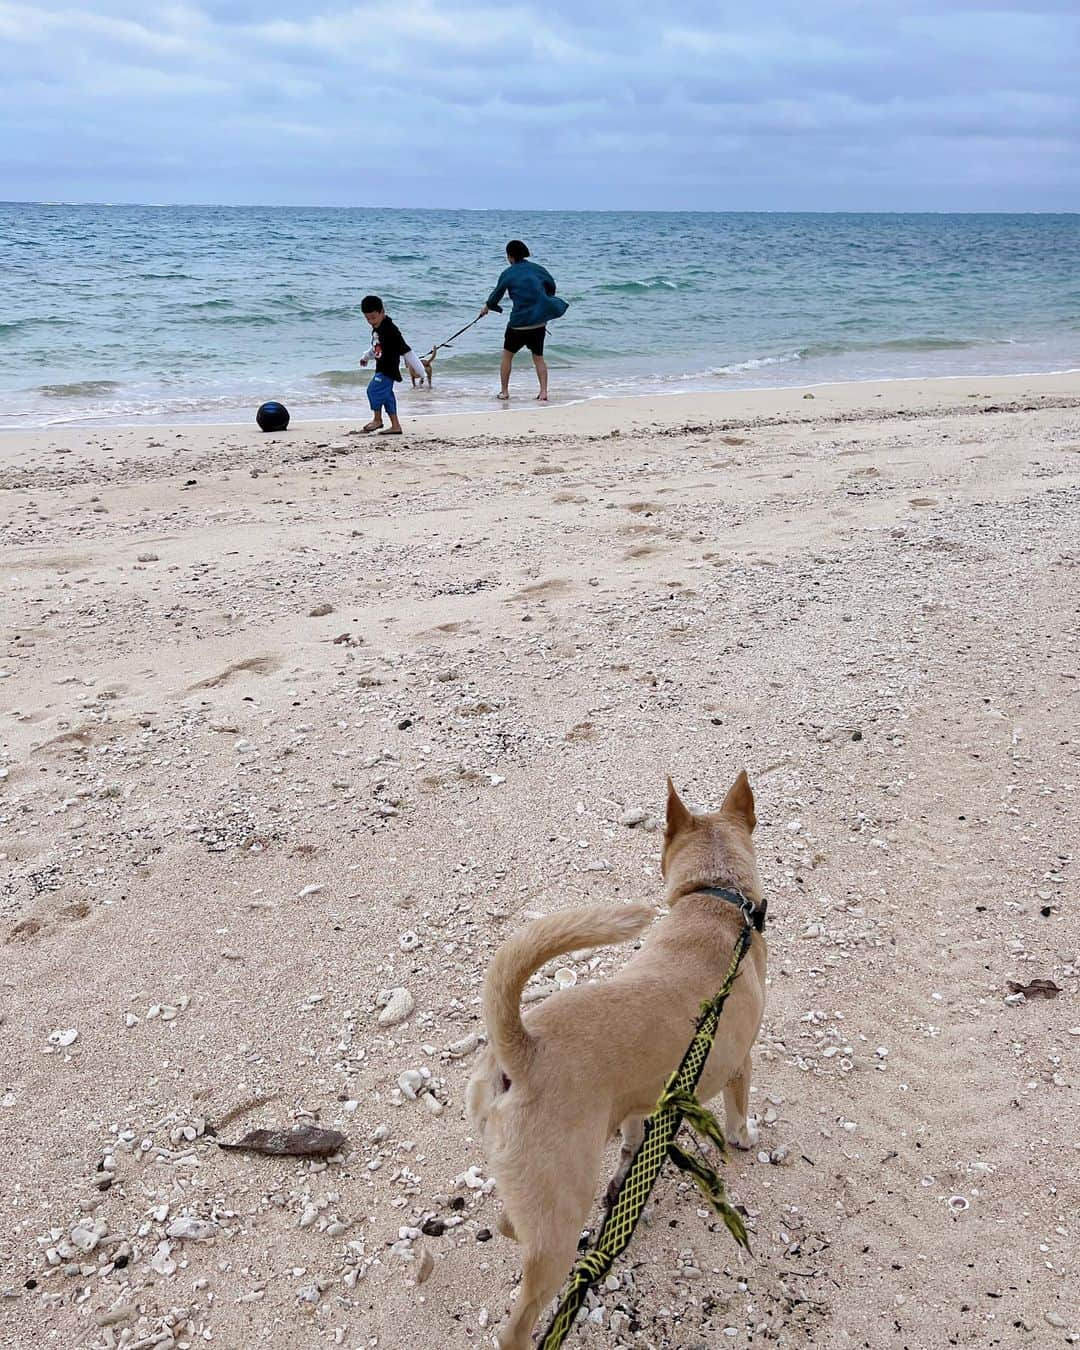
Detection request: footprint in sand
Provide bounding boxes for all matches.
[552,492,588,505]
[909,497,938,508]
[32,721,128,756]
[186,655,280,691]
[624,544,664,560]
[509,579,573,602]
[418,620,478,639]
[7,896,92,946]
[9,553,98,572]
[564,721,598,742]
[420,765,484,792]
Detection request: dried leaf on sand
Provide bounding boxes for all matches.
[1005,978,1061,1000]
[218,1125,347,1157]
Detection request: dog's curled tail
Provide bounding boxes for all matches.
[483,903,656,1081]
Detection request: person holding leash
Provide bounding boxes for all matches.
[479,240,568,402]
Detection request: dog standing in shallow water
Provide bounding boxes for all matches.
[466,772,767,1350]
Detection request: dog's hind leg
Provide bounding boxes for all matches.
[723,1051,758,1150]
[498,1210,586,1350]
[605,1114,645,1209]
[496,1154,599,1350]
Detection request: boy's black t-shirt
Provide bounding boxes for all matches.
[373,316,410,382]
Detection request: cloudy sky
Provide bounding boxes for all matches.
[1,1,1076,210]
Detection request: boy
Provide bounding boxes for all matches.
[358,296,414,434]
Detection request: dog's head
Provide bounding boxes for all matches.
[661,772,761,905]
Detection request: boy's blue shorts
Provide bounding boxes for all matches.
[367,372,397,416]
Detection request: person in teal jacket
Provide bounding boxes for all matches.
[480,240,568,402]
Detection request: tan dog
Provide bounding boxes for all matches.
[404,349,434,387]
[466,772,767,1350]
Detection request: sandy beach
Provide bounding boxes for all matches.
[1,372,1078,1350]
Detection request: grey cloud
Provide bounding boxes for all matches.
[0,1,1076,208]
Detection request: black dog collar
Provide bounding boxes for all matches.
[698,885,767,933]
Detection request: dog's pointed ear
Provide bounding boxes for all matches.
[721,770,756,832]
[666,777,694,839]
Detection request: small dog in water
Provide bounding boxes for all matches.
[466,772,767,1350]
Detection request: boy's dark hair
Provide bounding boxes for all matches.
[505,240,530,262]
[360,295,384,314]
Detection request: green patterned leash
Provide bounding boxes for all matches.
[538,920,754,1349]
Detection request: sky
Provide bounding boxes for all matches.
[1,1,1077,210]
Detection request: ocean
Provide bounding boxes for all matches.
[2,206,1078,428]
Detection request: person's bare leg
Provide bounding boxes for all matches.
[532,353,548,401]
[498,349,513,399]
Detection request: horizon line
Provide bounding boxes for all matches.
[2,200,1078,217]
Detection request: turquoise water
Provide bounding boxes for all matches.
[2,206,1078,427]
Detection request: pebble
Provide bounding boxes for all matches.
[298,884,325,898]
[165,1217,218,1241]
[619,808,648,828]
[377,987,415,1027]
[150,1241,177,1276]
[47,1028,79,1049]
[70,1219,106,1253]
[397,1069,425,1100]
[413,1247,435,1285]
[456,1165,487,1190]
[136,552,159,562]
[95,1304,137,1328]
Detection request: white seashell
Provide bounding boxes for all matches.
[553,968,577,989]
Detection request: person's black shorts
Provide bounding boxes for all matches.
[504,324,546,355]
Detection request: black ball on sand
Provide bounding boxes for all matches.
[256,401,289,432]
